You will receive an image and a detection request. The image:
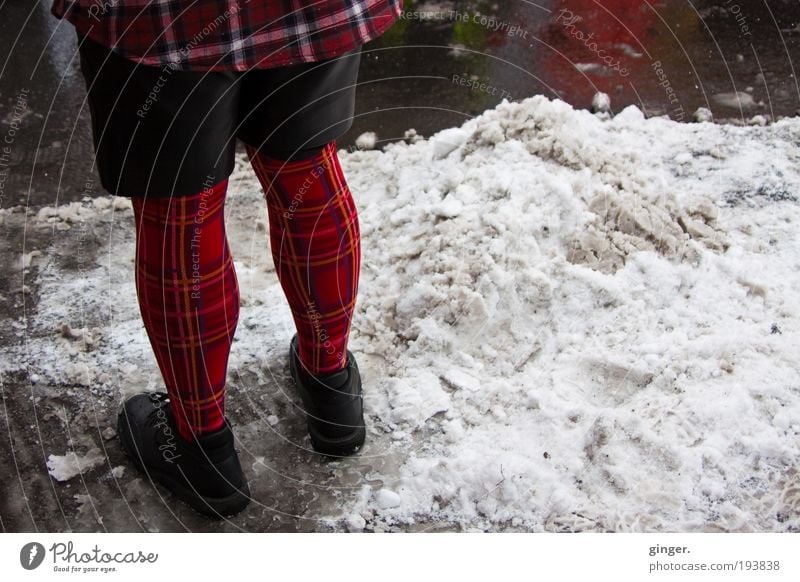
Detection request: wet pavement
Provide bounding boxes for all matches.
[358,0,800,147]
[1,1,798,209]
[1,0,799,532]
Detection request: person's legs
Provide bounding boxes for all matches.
[121,176,250,516]
[130,178,239,442]
[246,141,361,375]
[235,46,366,454]
[76,28,243,432]
[75,30,250,516]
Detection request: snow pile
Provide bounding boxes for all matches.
[3,94,800,531]
[340,96,800,531]
[354,131,378,150]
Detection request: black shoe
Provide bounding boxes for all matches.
[289,334,366,456]
[117,392,251,519]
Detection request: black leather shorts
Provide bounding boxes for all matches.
[76,31,362,198]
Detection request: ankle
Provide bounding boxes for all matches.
[297,357,349,391]
[296,342,349,379]
[187,422,227,442]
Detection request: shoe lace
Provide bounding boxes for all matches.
[144,392,172,428]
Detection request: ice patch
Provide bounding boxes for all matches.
[47,447,106,481]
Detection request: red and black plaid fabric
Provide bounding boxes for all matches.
[130,140,361,439]
[248,140,360,375]
[131,178,239,441]
[51,0,403,71]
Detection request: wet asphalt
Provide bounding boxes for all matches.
[1,0,799,210]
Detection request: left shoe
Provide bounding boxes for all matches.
[289,333,366,456]
[117,392,251,519]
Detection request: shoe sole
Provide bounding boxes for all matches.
[289,335,366,457]
[116,412,251,519]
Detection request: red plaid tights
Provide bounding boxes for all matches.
[131,140,360,441]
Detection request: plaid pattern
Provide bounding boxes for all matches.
[129,141,360,438]
[51,0,403,71]
[131,178,239,440]
[247,140,360,375]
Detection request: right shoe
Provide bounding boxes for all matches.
[117,392,251,519]
[289,333,366,456]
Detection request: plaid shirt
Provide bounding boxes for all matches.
[51,0,403,71]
